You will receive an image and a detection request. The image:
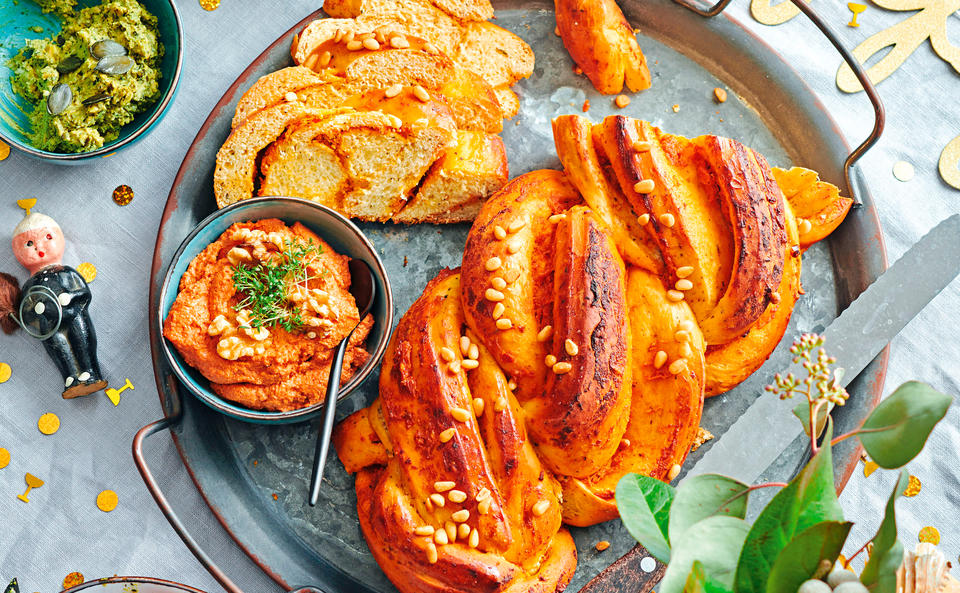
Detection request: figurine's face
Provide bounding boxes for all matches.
[12,226,65,274]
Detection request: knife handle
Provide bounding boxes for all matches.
[578,544,666,593]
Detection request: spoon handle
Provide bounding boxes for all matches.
[308,336,350,506]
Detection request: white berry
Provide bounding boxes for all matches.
[833,582,869,593]
[797,579,832,593]
[827,568,860,587]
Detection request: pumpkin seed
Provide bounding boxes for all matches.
[95,55,134,75]
[81,92,112,106]
[90,39,127,59]
[56,55,84,75]
[47,83,72,115]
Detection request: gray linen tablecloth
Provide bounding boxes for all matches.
[1,0,958,590]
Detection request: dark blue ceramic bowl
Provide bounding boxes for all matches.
[0,0,182,163]
[157,197,394,424]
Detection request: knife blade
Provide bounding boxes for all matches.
[683,213,960,485]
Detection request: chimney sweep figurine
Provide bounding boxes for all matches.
[0,201,107,398]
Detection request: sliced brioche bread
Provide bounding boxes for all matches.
[320,0,464,56]
[453,21,535,88]
[493,86,520,119]
[215,103,348,208]
[440,68,503,132]
[428,0,493,21]
[232,66,324,128]
[259,118,350,207]
[394,130,507,223]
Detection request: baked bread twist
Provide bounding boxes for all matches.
[335,115,852,591]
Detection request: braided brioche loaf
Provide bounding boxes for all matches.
[334,116,853,592]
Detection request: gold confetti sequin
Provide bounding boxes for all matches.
[199,0,221,10]
[112,184,134,206]
[0,362,11,383]
[863,460,879,477]
[847,2,867,27]
[77,262,97,283]
[904,475,922,497]
[0,140,9,161]
[96,489,118,512]
[63,571,84,588]
[918,526,940,545]
[893,160,915,182]
[0,447,9,469]
[38,412,60,435]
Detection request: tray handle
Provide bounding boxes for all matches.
[673,0,884,206]
[133,415,324,593]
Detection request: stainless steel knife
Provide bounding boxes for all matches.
[683,213,960,485]
[580,214,960,593]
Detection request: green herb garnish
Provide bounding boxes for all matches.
[231,239,322,333]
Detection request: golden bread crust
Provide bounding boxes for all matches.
[554,0,651,94]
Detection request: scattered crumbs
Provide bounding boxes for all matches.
[0,140,9,161]
[96,489,119,512]
[918,526,940,545]
[863,460,879,479]
[847,2,866,27]
[573,66,583,76]
[582,99,590,112]
[672,104,680,113]
[614,95,630,109]
[893,160,915,181]
[691,426,714,451]
[0,448,9,469]
[272,493,279,500]
[904,475,921,497]
[595,540,610,551]
[112,184,134,206]
[253,459,258,466]
[62,572,84,589]
[0,362,11,383]
[554,26,560,36]
[403,256,409,267]
[639,556,657,572]
[713,87,728,103]
[37,413,60,435]
[77,262,97,283]
[199,0,221,10]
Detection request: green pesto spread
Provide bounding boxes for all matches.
[8,0,164,153]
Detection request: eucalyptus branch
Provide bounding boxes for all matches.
[717,481,788,511]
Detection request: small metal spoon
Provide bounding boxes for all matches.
[308,259,376,506]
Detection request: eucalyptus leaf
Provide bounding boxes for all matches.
[669,474,750,547]
[615,473,674,562]
[734,422,843,593]
[858,381,951,468]
[793,401,832,438]
[661,516,749,593]
[684,560,735,593]
[860,470,909,593]
[766,521,852,593]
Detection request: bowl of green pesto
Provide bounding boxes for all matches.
[0,0,182,161]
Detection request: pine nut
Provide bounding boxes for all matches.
[545,354,557,367]
[426,542,438,564]
[677,266,694,278]
[449,490,467,503]
[476,488,491,501]
[494,397,507,412]
[675,330,690,343]
[659,213,676,227]
[537,325,553,342]
[435,481,456,492]
[430,493,446,507]
[531,500,550,516]
[415,525,436,536]
[451,407,471,422]
[439,428,456,443]
[669,359,686,375]
[445,522,457,542]
[462,359,479,370]
[346,40,363,51]
[564,339,579,356]
[469,528,480,548]
[667,290,684,302]
[468,344,479,360]
[668,464,682,480]
[676,279,694,291]
[653,350,668,369]
[449,360,461,373]
[478,497,492,515]
[637,213,650,225]
[440,347,456,362]
[552,362,573,374]
[362,37,380,50]
[492,302,505,319]
[457,522,471,539]
[634,179,655,193]
[633,140,652,152]
[389,35,410,49]
[485,289,505,302]
[485,256,502,271]
[384,84,403,98]
[496,318,513,330]
[548,213,566,223]
[413,85,430,102]
[434,529,448,545]
[473,397,485,416]
[506,239,522,254]
[491,277,507,290]
[508,219,526,233]
[493,225,507,240]
[451,509,470,522]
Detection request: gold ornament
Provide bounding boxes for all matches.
[836,0,960,93]
[939,133,960,190]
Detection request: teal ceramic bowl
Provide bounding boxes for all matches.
[157,197,394,425]
[0,0,182,162]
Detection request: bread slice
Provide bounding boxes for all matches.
[232,66,325,128]
[215,102,348,208]
[428,0,492,21]
[440,68,503,132]
[453,21,535,88]
[493,85,520,119]
[258,110,455,221]
[320,0,464,57]
[394,130,507,223]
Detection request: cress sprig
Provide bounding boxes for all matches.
[231,239,323,333]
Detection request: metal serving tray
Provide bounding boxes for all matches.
[139,0,889,591]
